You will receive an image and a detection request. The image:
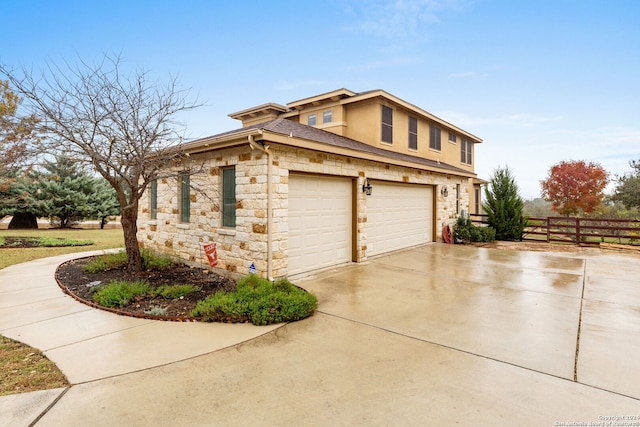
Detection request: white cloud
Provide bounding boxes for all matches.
[343,0,472,41]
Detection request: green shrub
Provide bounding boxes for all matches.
[454,216,496,243]
[153,284,200,299]
[84,251,129,273]
[191,291,250,323]
[191,274,318,325]
[477,226,496,242]
[92,280,151,308]
[142,249,173,270]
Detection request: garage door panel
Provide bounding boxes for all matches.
[288,174,352,275]
[367,182,433,256]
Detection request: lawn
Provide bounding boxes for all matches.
[0,227,124,396]
[0,228,124,270]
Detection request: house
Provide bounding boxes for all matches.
[137,88,484,279]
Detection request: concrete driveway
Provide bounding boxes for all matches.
[2,244,640,426]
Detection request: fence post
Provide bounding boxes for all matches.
[576,217,581,243]
[547,217,551,242]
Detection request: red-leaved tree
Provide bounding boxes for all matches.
[540,160,609,216]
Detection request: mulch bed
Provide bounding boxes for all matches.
[56,256,237,321]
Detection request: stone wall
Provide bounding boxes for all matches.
[137,143,470,279]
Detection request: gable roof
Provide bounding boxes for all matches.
[183,118,473,176]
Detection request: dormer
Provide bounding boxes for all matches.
[228,103,289,127]
[279,88,356,136]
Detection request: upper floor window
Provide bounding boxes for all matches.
[308,114,317,126]
[381,105,393,144]
[179,173,190,223]
[429,125,441,150]
[449,132,457,143]
[322,110,332,124]
[222,167,236,227]
[150,179,157,220]
[461,139,473,164]
[408,117,418,150]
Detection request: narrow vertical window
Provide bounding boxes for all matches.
[408,117,418,150]
[429,125,441,150]
[461,139,473,165]
[381,105,393,143]
[150,179,157,220]
[179,173,190,223]
[475,188,480,214]
[222,167,236,227]
[322,110,332,124]
[308,113,317,126]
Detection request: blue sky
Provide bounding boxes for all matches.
[3,0,639,199]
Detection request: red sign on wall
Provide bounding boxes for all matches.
[203,243,218,267]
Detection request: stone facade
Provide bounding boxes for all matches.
[137,143,470,280]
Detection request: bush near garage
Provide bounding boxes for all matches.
[454,215,496,244]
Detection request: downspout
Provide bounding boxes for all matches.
[248,134,273,281]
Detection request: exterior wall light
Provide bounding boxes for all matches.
[440,186,448,197]
[362,178,373,196]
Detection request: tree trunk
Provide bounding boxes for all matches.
[120,205,143,272]
[8,212,38,229]
[100,216,107,229]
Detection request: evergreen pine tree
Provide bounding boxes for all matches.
[88,178,120,229]
[32,156,96,227]
[483,166,527,240]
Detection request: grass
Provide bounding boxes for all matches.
[0,228,124,270]
[0,227,124,396]
[0,336,68,397]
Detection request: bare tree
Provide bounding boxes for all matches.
[0,55,200,271]
[0,79,39,175]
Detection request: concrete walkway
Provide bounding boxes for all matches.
[2,245,640,426]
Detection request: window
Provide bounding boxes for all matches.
[381,105,393,143]
[150,179,157,220]
[429,125,441,150]
[179,173,190,223]
[449,132,457,143]
[475,188,480,214]
[322,110,332,124]
[456,184,461,214]
[307,114,317,126]
[461,139,473,164]
[222,167,236,227]
[408,117,418,150]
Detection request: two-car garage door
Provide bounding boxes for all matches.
[288,174,434,275]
